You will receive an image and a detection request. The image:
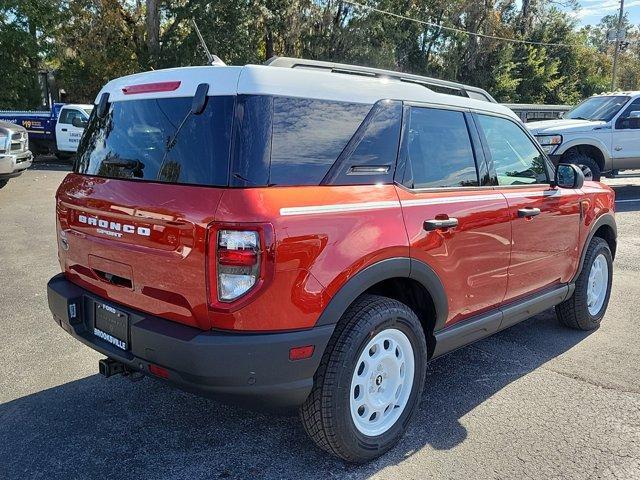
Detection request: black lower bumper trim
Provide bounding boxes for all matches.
[47,273,334,409]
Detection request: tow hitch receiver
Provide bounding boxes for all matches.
[99,358,125,378]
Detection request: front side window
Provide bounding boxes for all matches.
[615,98,640,130]
[403,107,478,189]
[477,114,548,186]
[59,109,86,125]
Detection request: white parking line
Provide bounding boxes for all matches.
[615,198,640,203]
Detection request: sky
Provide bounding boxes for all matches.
[564,0,640,26]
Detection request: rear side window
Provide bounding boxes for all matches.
[402,107,478,189]
[322,100,403,185]
[75,96,234,186]
[269,97,371,185]
[477,114,548,185]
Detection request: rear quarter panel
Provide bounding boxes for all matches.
[213,185,409,331]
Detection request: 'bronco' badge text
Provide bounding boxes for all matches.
[78,214,151,238]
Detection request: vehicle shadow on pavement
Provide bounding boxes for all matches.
[0,309,591,480]
[29,155,73,172]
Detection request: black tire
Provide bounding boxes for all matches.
[0,179,8,189]
[55,151,75,162]
[563,152,601,181]
[300,294,427,463]
[556,237,613,330]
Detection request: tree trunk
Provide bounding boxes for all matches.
[146,0,160,62]
[265,29,274,60]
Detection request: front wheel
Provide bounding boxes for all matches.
[556,237,613,330]
[563,153,601,181]
[300,295,427,463]
[0,179,8,189]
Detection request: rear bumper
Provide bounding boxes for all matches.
[47,273,334,409]
[0,150,32,177]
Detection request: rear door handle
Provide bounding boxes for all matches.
[517,208,541,218]
[61,128,68,132]
[423,218,459,231]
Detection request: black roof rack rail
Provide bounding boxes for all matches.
[264,56,497,104]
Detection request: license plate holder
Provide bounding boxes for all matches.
[94,302,129,351]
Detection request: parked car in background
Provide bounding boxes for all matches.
[0,120,33,189]
[0,103,92,159]
[527,92,640,180]
[504,103,571,123]
[47,58,616,463]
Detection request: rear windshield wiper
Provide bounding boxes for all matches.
[101,158,144,169]
[101,158,145,177]
[156,83,209,181]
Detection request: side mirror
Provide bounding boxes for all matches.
[72,117,87,128]
[555,163,584,189]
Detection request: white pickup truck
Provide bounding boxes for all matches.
[0,120,33,188]
[527,92,640,180]
[0,103,92,159]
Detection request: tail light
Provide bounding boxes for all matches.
[207,224,274,308]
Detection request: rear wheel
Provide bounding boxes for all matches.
[300,295,427,463]
[0,179,8,189]
[556,237,613,330]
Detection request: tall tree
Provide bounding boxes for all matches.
[145,0,160,65]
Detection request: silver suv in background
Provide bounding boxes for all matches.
[0,120,33,188]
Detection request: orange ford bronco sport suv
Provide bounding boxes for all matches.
[47,58,616,462]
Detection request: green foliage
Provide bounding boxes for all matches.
[1,0,639,108]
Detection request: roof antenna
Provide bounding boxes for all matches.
[192,20,226,66]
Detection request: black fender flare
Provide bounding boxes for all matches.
[314,257,448,331]
[573,213,617,283]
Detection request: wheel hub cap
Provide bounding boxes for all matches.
[587,253,608,316]
[350,328,415,437]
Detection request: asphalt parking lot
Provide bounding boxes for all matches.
[1,161,639,480]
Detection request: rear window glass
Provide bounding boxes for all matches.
[75,96,234,186]
[269,97,371,185]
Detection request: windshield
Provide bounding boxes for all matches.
[564,96,629,122]
[75,96,234,186]
[82,107,94,117]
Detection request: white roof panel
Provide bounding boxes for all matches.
[95,64,518,120]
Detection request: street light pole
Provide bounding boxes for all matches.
[611,0,625,91]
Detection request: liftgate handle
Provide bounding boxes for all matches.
[423,218,459,231]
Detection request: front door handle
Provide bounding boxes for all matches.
[423,218,459,231]
[517,207,541,218]
[61,128,68,132]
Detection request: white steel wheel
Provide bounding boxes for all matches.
[349,328,415,437]
[587,253,609,316]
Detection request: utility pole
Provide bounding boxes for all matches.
[611,0,625,91]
